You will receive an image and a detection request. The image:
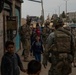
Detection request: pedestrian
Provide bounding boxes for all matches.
[19,17,31,62]
[27,60,42,75]
[31,35,43,62]
[30,28,36,47]
[42,21,51,48]
[30,28,36,57]
[42,18,74,75]
[1,41,26,75]
[36,23,41,37]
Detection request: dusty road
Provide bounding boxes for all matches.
[19,52,76,75]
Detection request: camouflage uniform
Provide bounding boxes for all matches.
[42,26,51,47]
[71,28,76,67]
[43,27,74,75]
[19,24,31,61]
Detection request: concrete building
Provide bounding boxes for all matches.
[0,0,23,61]
[67,12,76,21]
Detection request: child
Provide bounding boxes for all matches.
[31,35,43,62]
[1,41,26,75]
[27,60,41,75]
[36,23,41,37]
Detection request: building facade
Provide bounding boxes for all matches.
[67,12,76,21]
[0,0,23,60]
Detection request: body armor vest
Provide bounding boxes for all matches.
[54,28,71,53]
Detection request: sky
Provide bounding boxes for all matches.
[21,0,76,19]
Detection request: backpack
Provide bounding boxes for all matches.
[54,28,72,53]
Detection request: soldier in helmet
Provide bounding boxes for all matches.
[19,17,31,62]
[42,18,75,75]
[42,21,51,48]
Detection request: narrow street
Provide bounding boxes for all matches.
[0,0,76,75]
[0,49,76,75]
[18,50,76,75]
[18,50,51,75]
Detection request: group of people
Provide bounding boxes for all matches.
[18,17,75,75]
[19,18,44,62]
[19,17,53,63]
[1,17,76,75]
[42,19,75,75]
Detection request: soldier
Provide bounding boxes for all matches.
[70,27,76,67]
[42,22,51,47]
[42,18,75,75]
[19,18,31,62]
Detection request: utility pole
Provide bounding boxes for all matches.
[65,0,67,14]
[28,0,44,24]
[58,6,60,17]
[54,9,57,14]
[41,0,44,23]
[64,0,69,14]
[12,0,15,16]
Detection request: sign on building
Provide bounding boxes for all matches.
[6,16,18,40]
[6,16,17,30]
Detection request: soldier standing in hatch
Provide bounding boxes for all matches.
[42,18,75,75]
[19,17,31,62]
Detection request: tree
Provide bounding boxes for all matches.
[60,11,66,18]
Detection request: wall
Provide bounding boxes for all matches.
[0,12,4,63]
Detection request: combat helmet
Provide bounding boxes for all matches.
[45,20,50,25]
[26,15,31,25]
[53,18,64,28]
